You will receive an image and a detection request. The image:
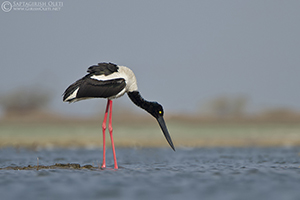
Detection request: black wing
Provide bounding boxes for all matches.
[87,63,119,76]
[63,76,126,102]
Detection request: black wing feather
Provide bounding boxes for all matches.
[87,63,118,76]
[77,77,125,99]
[63,76,126,102]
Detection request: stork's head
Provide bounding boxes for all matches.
[147,102,164,118]
[147,102,175,151]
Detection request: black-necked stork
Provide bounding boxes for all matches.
[63,62,175,169]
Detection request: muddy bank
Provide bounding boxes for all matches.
[0,163,98,170]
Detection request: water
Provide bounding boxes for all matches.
[1,147,300,200]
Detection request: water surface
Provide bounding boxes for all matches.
[1,147,300,200]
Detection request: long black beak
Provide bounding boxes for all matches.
[157,116,175,151]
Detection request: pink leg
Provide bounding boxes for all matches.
[108,100,118,169]
[101,100,110,169]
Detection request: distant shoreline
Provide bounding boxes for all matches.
[1,121,300,149]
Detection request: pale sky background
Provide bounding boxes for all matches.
[1,1,300,116]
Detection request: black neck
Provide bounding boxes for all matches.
[127,91,153,115]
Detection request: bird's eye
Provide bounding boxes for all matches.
[159,111,162,114]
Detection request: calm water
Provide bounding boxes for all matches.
[1,147,300,200]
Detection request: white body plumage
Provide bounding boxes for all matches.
[90,66,138,99]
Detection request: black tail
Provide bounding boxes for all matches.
[63,78,84,102]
